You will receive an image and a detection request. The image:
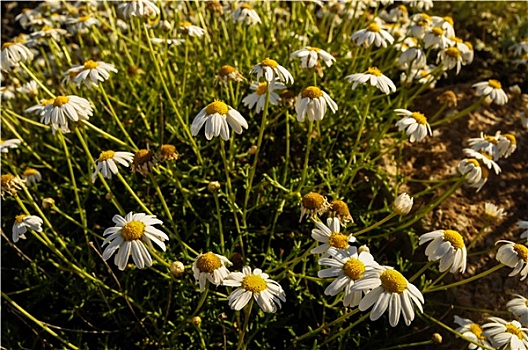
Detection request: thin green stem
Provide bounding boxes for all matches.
[236,299,254,350]
[424,264,504,293]
[353,212,397,237]
[296,120,314,193]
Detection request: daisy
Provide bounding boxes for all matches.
[468,132,501,161]
[102,212,168,271]
[394,109,432,142]
[16,80,38,97]
[509,38,528,57]
[351,266,424,327]
[438,46,464,74]
[409,13,433,39]
[484,203,507,223]
[507,295,528,326]
[311,217,356,256]
[290,46,335,69]
[192,252,232,292]
[423,27,450,49]
[463,148,501,175]
[15,8,38,29]
[12,214,43,243]
[92,150,134,182]
[215,65,245,84]
[1,174,25,198]
[157,144,179,162]
[295,86,338,122]
[178,21,206,37]
[518,221,528,242]
[0,138,21,153]
[0,86,16,100]
[118,0,160,19]
[419,229,467,274]
[24,98,55,117]
[328,200,353,225]
[473,80,508,106]
[223,266,286,313]
[299,192,331,222]
[461,41,475,65]
[351,22,394,48]
[318,246,380,307]
[402,0,433,11]
[22,168,42,186]
[30,26,68,41]
[132,149,157,176]
[432,16,456,38]
[398,46,426,69]
[457,158,488,191]
[453,315,493,350]
[150,38,185,46]
[1,42,34,71]
[242,81,284,113]
[191,100,248,141]
[66,15,100,33]
[232,4,261,26]
[39,95,93,133]
[392,193,413,216]
[497,133,517,158]
[482,317,528,350]
[250,58,294,86]
[346,67,396,95]
[496,240,528,281]
[63,60,118,89]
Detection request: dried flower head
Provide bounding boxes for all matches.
[299,192,331,222]
[328,200,353,225]
[437,90,458,107]
[1,174,25,198]
[157,144,179,162]
[132,149,157,176]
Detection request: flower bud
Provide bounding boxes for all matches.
[392,193,413,215]
[358,245,370,254]
[431,333,442,344]
[207,181,221,192]
[170,261,185,276]
[42,197,55,209]
[191,316,202,326]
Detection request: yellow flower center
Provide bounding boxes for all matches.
[78,15,91,22]
[241,274,267,293]
[367,23,381,32]
[261,58,279,68]
[42,26,54,31]
[23,168,38,176]
[180,21,192,27]
[84,60,99,69]
[366,67,382,76]
[505,323,524,339]
[120,221,145,241]
[219,65,235,76]
[302,192,325,210]
[380,270,408,293]
[469,324,486,340]
[484,135,498,145]
[53,96,70,107]
[342,258,365,280]
[503,134,516,145]
[42,98,55,105]
[432,27,444,36]
[488,79,501,89]
[445,47,461,59]
[256,82,268,96]
[417,20,428,27]
[328,232,350,250]
[98,150,115,161]
[309,47,321,52]
[411,112,428,125]
[443,230,465,250]
[331,200,350,217]
[464,41,473,50]
[443,16,454,25]
[525,299,528,307]
[196,252,222,273]
[514,244,528,262]
[240,4,253,10]
[481,166,489,179]
[15,214,27,224]
[301,86,323,99]
[397,5,407,12]
[467,159,480,168]
[2,42,14,50]
[480,151,493,160]
[14,36,26,43]
[450,36,463,43]
[421,13,432,21]
[205,100,229,115]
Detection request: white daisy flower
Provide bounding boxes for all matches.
[1,86,16,100]
[15,8,39,29]
[394,109,432,143]
[497,133,517,158]
[351,22,394,48]
[473,80,508,106]
[496,240,528,281]
[192,252,232,292]
[409,13,433,39]
[66,15,100,33]
[518,221,528,242]
[290,46,335,69]
[438,47,464,74]
[24,98,55,117]
[232,4,261,26]
[453,315,493,350]
[63,60,118,89]
[311,217,356,256]
[432,16,456,38]
[16,80,38,97]
[178,21,206,37]
[118,0,160,19]
[191,100,248,141]
[419,229,467,274]
[482,317,528,350]
[463,148,501,175]
[468,132,501,161]
[150,38,185,46]
[509,38,528,57]
[402,0,433,11]
[39,95,93,133]
[295,86,338,122]
[1,42,34,71]
[346,67,396,95]
[250,57,294,86]
[242,81,284,113]
[457,158,488,192]
[91,150,135,183]
[392,193,413,216]
[223,266,286,313]
[299,192,331,222]
[398,46,426,69]
[507,295,528,326]
[423,27,451,49]
[22,168,42,186]
[12,214,43,243]
[30,26,68,41]
[102,212,168,271]
[484,203,507,223]
[0,138,21,153]
[318,246,380,307]
[351,266,424,327]
[461,41,475,65]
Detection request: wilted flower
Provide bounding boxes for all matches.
[22,168,42,186]
[132,149,157,176]
[215,65,245,84]
[12,214,43,243]
[328,200,353,225]
[1,174,25,198]
[299,192,330,222]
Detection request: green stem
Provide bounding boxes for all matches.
[296,120,314,192]
[236,299,254,350]
[409,261,435,283]
[467,223,490,250]
[353,212,397,237]
[424,264,504,293]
